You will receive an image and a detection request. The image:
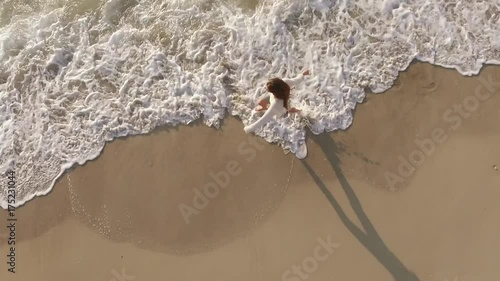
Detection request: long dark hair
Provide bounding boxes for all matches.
[266,78,291,109]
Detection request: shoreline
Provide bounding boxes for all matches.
[0,62,499,281]
[3,60,500,210]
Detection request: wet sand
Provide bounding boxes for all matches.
[1,62,500,281]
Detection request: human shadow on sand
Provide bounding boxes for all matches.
[302,133,420,281]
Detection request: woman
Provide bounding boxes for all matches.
[244,70,310,134]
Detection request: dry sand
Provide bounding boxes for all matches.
[1,62,500,281]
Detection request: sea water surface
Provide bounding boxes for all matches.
[0,0,499,208]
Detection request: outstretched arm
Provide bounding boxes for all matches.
[283,70,309,113]
[282,70,310,87]
[244,100,281,134]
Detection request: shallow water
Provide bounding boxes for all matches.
[0,0,499,208]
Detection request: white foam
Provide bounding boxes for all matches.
[0,0,499,208]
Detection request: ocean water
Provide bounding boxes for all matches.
[0,0,499,208]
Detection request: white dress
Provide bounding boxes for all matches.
[244,74,305,134]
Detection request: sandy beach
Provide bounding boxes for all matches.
[1,62,500,281]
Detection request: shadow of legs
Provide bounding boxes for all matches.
[301,133,419,281]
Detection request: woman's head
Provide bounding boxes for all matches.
[266,78,290,109]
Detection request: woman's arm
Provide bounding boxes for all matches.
[257,92,270,105]
[282,70,310,87]
[256,92,270,111]
[282,70,309,113]
[244,99,281,133]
